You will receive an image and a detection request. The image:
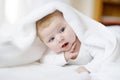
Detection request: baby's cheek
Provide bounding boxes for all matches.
[51,47,61,53]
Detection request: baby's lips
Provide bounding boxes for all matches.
[62,42,68,48]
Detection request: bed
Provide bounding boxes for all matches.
[0,63,91,80]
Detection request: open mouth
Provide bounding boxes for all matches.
[62,42,69,48]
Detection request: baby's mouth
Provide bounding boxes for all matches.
[62,42,69,48]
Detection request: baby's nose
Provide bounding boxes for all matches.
[56,34,64,43]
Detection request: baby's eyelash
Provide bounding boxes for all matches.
[49,37,55,42]
[59,27,65,33]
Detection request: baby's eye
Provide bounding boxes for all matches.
[59,27,65,33]
[49,37,55,42]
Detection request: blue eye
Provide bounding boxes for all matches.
[59,27,65,33]
[49,37,55,42]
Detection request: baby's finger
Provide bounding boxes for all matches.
[70,42,77,52]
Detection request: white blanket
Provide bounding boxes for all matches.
[0,1,120,80]
[0,63,91,80]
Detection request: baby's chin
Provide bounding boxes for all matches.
[55,49,67,54]
[54,50,63,53]
[53,46,71,53]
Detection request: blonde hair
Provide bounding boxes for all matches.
[36,10,63,38]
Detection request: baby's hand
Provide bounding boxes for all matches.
[76,66,90,73]
[64,41,78,61]
[64,52,78,61]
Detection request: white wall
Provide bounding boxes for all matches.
[71,0,95,18]
[1,0,95,24]
[0,0,5,24]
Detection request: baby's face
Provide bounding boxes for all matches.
[38,16,76,53]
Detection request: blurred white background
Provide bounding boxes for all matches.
[0,0,95,24]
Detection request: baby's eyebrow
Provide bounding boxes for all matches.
[56,24,61,29]
[56,24,64,31]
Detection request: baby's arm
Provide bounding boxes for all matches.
[64,51,90,73]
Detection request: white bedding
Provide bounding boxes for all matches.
[0,63,91,80]
[91,62,120,80]
[1,62,120,80]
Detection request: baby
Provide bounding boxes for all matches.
[36,10,90,73]
[36,7,120,74]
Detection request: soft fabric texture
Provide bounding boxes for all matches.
[40,49,67,66]
[0,63,91,80]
